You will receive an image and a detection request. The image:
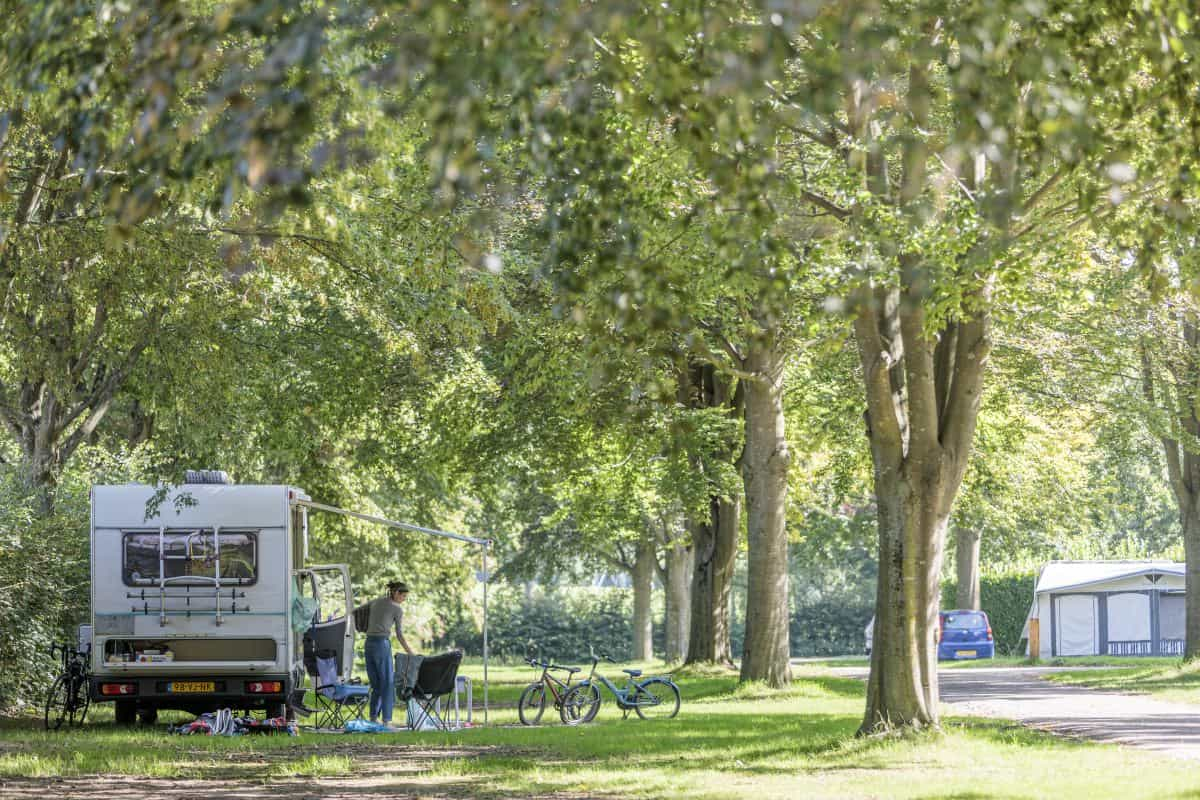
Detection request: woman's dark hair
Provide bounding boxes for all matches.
[387,580,410,595]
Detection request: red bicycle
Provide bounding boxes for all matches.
[517,657,580,725]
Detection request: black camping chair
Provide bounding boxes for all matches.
[404,650,463,731]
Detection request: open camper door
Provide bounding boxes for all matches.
[297,565,356,679]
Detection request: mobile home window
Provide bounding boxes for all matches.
[122,530,258,586]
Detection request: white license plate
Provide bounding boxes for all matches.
[955,650,977,657]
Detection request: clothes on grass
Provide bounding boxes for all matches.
[344,718,391,733]
[170,709,297,736]
[365,635,395,722]
[364,595,405,639]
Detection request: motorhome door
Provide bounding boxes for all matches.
[298,565,355,679]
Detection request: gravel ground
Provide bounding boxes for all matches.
[837,665,1200,760]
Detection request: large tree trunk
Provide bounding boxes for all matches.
[863,465,951,728]
[632,535,655,661]
[1185,508,1200,660]
[664,534,692,662]
[846,52,995,731]
[954,527,982,611]
[1141,339,1200,659]
[855,282,992,733]
[682,363,743,667]
[739,334,791,687]
[687,494,741,665]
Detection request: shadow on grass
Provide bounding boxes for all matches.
[1044,661,1200,696]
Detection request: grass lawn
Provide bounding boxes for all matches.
[1042,658,1200,704]
[4,662,1200,798]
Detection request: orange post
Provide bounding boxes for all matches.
[1029,618,1040,661]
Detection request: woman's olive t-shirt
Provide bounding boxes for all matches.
[365,596,404,638]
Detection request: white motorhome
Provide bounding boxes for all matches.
[88,472,355,723]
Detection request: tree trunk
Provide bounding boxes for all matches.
[1141,340,1200,660]
[739,334,791,687]
[854,281,992,733]
[1184,506,1200,660]
[664,536,692,661]
[682,363,743,667]
[687,494,741,665]
[632,536,655,661]
[954,527,982,611]
[862,466,951,729]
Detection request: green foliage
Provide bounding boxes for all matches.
[789,601,875,658]
[438,587,636,663]
[0,445,151,710]
[942,570,1037,656]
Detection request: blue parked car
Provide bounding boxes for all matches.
[937,610,995,660]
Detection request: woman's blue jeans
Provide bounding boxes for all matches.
[364,636,394,722]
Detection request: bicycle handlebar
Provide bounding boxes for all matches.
[525,657,577,673]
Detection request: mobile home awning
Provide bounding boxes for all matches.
[290,497,493,725]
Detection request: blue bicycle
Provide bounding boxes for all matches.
[559,652,680,724]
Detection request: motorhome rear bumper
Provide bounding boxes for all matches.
[90,674,291,710]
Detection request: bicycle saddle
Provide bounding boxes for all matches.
[622,668,643,677]
[566,666,581,674]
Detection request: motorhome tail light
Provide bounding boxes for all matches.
[246,681,283,694]
[100,682,137,696]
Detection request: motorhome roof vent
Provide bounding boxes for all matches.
[184,469,233,485]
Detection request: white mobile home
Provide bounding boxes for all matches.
[89,474,354,723]
[1023,560,1185,658]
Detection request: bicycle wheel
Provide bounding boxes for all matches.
[517,683,547,726]
[69,674,90,727]
[559,683,600,726]
[44,674,69,731]
[633,678,680,720]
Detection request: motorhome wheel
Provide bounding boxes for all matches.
[114,700,136,725]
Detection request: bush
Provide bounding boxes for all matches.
[437,587,636,662]
[790,601,874,656]
[942,570,1036,655]
[0,446,156,712]
[0,468,89,711]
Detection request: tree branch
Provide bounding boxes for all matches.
[939,284,993,470]
[800,190,851,220]
[899,277,940,461]
[1021,166,1066,214]
[853,285,905,460]
[1141,343,1190,507]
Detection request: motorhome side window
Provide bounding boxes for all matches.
[122,530,258,586]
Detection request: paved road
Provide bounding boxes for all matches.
[837,666,1200,760]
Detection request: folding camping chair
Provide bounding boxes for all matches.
[405,650,463,731]
[314,657,370,728]
[303,637,369,728]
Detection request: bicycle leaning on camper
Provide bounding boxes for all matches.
[45,641,91,730]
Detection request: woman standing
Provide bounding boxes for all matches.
[364,580,413,728]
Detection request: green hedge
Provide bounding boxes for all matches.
[437,588,636,662]
[790,602,874,656]
[942,571,1036,655]
[729,601,873,658]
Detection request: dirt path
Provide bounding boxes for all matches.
[839,666,1200,760]
[0,744,587,800]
